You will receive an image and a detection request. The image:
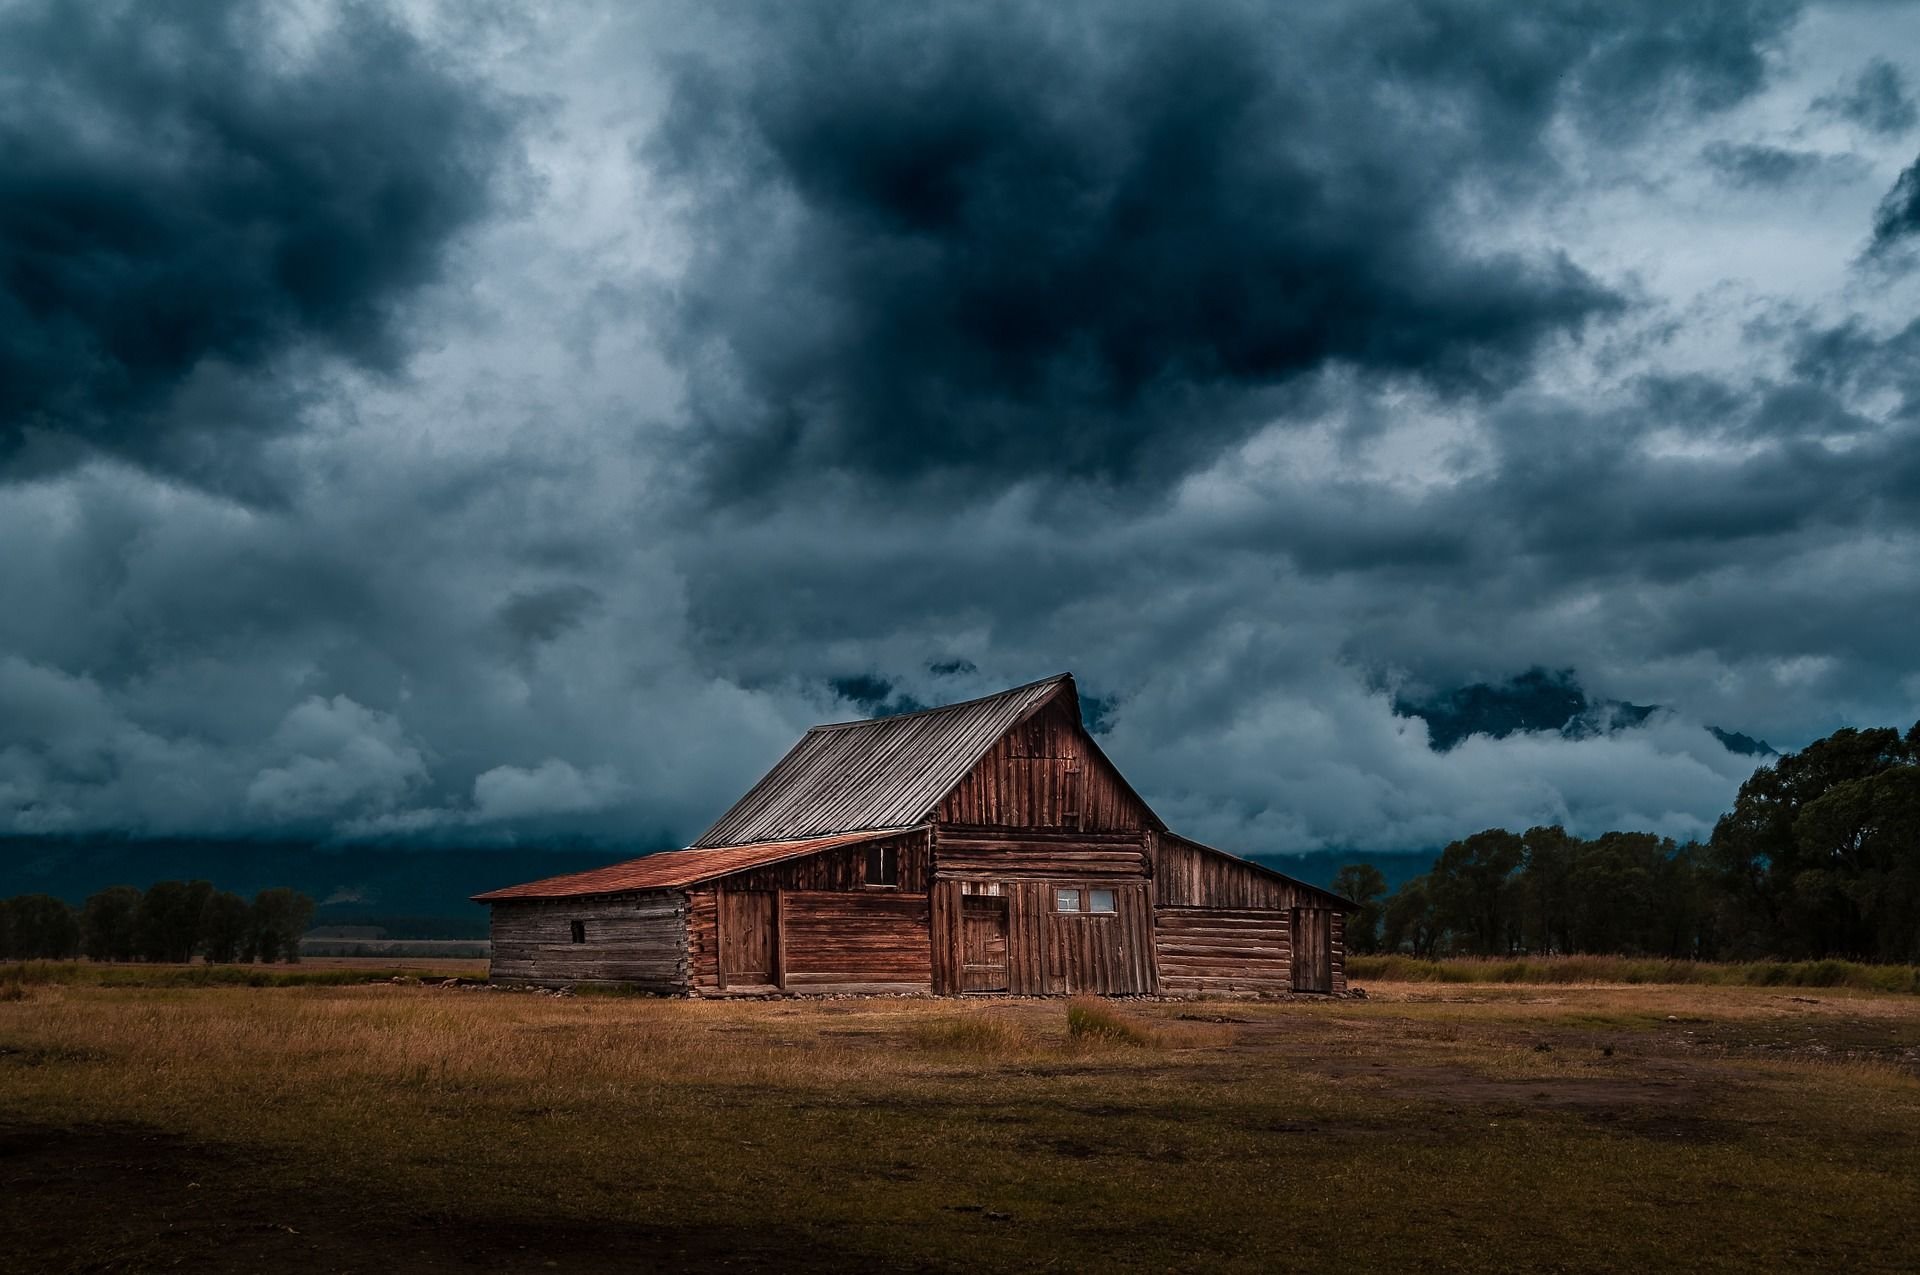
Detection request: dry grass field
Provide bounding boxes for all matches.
[3,962,1918,1274]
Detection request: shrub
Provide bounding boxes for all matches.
[1066,997,1157,1046]
[907,1016,1032,1054]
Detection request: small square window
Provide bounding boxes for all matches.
[569,919,586,944]
[866,843,898,887]
[1087,889,1116,914]
[1054,888,1083,912]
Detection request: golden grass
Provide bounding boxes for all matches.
[1348,953,1920,993]
[2,978,1917,1272]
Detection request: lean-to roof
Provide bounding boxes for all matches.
[471,827,915,901]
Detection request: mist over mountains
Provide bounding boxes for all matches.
[1395,668,1776,757]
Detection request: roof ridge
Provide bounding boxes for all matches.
[805,672,1072,732]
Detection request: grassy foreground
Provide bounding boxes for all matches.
[2,967,1917,1273]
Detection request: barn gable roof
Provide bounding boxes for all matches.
[471,827,914,901]
[691,673,1086,848]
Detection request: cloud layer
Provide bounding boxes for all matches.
[1,1,1917,858]
[0,0,515,484]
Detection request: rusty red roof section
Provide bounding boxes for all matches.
[470,826,917,901]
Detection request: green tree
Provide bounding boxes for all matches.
[250,888,316,963]
[1566,832,1670,954]
[1330,863,1389,954]
[1382,875,1442,957]
[1791,763,1920,961]
[1650,841,1717,959]
[81,886,142,962]
[135,880,214,963]
[2,895,81,959]
[1519,825,1578,953]
[1429,829,1526,954]
[198,890,254,964]
[1710,724,1920,958]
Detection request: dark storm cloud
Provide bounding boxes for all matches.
[1701,141,1861,188]
[1793,316,1920,417]
[1814,57,1918,136]
[0,0,517,479]
[1867,153,1920,259]
[651,1,1799,498]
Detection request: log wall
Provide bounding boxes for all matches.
[1152,907,1290,996]
[780,891,932,993]
[487,893,688,991]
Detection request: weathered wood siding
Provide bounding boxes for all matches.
[781,891,932,993]
[687,830,936,994]
[487,893,687,991]
[1154,834,1322,909]
[1154,907,1291,996]
[936,699,1152,831]
[1150,835,1349,995]
[934,828,1149,879]
[709,828,930,893]
[931,876,1154,995]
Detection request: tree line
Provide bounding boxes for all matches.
[1333,721,1920,963]
[0,883,317,964]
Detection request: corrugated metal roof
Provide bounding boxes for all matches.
[471,827,915,900]
[691,674,1074,848]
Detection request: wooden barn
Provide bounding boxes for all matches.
[475,674,1353,996]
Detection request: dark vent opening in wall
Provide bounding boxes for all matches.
[866,843,898,887]
[570,919,586,944]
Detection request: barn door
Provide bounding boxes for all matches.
[960,895,1009,993]
[1291,908,1332,993]
[720,891,776,986]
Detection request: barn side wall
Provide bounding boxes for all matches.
[687,828,935,995]
[1150,835,1348,996]
[1154,907,1292,996]
[929,827,1155,995]
[487,892,688,991]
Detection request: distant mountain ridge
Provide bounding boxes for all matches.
[0,837,639,938]
[1395,667,1774,756]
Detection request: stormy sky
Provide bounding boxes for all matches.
[4,0,1918,858]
